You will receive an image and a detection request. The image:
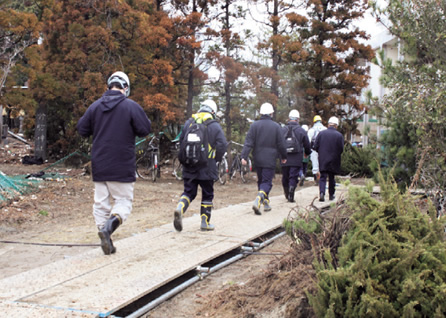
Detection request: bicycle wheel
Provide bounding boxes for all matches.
[151,153,158,182]
[218,159,227,185]
[241,158,251,183]
[230,160,238,180]
[172,157,183,181]
[136,155,154,180]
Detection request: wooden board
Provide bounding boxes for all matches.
[0,301,97,317]
[0,185,346,317]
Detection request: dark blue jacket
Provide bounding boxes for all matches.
[281,121,311,167]
[77,90,151,182]
[313,126,344,174]
[241,115,287,169]
[181,113,227,181]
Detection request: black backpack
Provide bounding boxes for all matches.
[284,125,301,154]
[178,118,212,169]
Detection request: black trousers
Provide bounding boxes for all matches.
[319,171,335,196]
[182,178,214,204]
[281,166,301,189]
[256,167,275,195]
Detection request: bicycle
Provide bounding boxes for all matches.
[136,134,160,182]
[216,152,228,185]
[229,141,251,183]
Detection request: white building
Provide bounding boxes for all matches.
[354,28,400,147]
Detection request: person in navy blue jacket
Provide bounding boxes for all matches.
[77,71,151,255]
[173,100,227,232]
[281,110,311,202]
[241,103,287,215]
[313,116,344,202]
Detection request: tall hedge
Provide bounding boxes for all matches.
[309,174,446,317]
[341,143,375,178]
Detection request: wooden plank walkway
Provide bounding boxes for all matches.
[0,184,347,317]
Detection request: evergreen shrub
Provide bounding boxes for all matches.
[309,174,446,317]
[340,143,375,177]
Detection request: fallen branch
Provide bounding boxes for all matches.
[7,130,29,144]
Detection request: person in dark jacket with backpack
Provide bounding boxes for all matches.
[313,116,344,202]
[281,110,311,203]
[173,100,227,232]
[241,103,287,215]
[77,71,151,255]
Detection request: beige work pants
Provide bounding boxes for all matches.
[93,181,134,230]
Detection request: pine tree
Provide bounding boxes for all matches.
[206,0,246,144]
[284,0,374,135]
[24,0,178,155]
[0,1,42,140]
[371,0,446,209]
[168,0,213,119]
[309,174,446,317]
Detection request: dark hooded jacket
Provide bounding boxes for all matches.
[281,121,311,167]
[313,126,344,174]
[77,89,151,182]
[241,115,287,169]
[181,111,227,181]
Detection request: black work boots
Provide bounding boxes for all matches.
[252,191,266,215]
[288,186,296,203]
[174,196,215,231]
[319,193,334,202]
[263,196,272,212]
[283,187,289,200]
[174,195,190,232]
[319,193,325,202]
[200,203,215,231]
[98,214,121,255]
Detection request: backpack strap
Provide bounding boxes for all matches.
[287,125,293,137]
[203,119,217,159]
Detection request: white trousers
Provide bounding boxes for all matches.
[93,181,134,230]
[310,151,320,174]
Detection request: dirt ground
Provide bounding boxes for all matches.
[0,137,317,317]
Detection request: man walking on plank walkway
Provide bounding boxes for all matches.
[241,102,287,215]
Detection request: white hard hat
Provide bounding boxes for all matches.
[301,124,309,132]
[260,103,274,115]
[289,109,300,119]
[107,71,130,97]
[200,99,218,113]
[328,116,339,126]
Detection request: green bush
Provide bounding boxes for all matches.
[372,120,417,191]
[340,143,375,178]
[309,174,446,317]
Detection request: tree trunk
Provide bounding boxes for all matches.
[224,80,231,142]
[186,61,194,118]
[34,106,47,160]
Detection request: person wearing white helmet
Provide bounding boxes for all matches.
[313,116,344,202]
[77,71,151,255]
[280,109,311,202]
[241,103,287,215]
[307,115,327,183]
[107,71,131,97]
[199,99,218,114]
[173,99,227,232]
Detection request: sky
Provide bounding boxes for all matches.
[207,1,389,81]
